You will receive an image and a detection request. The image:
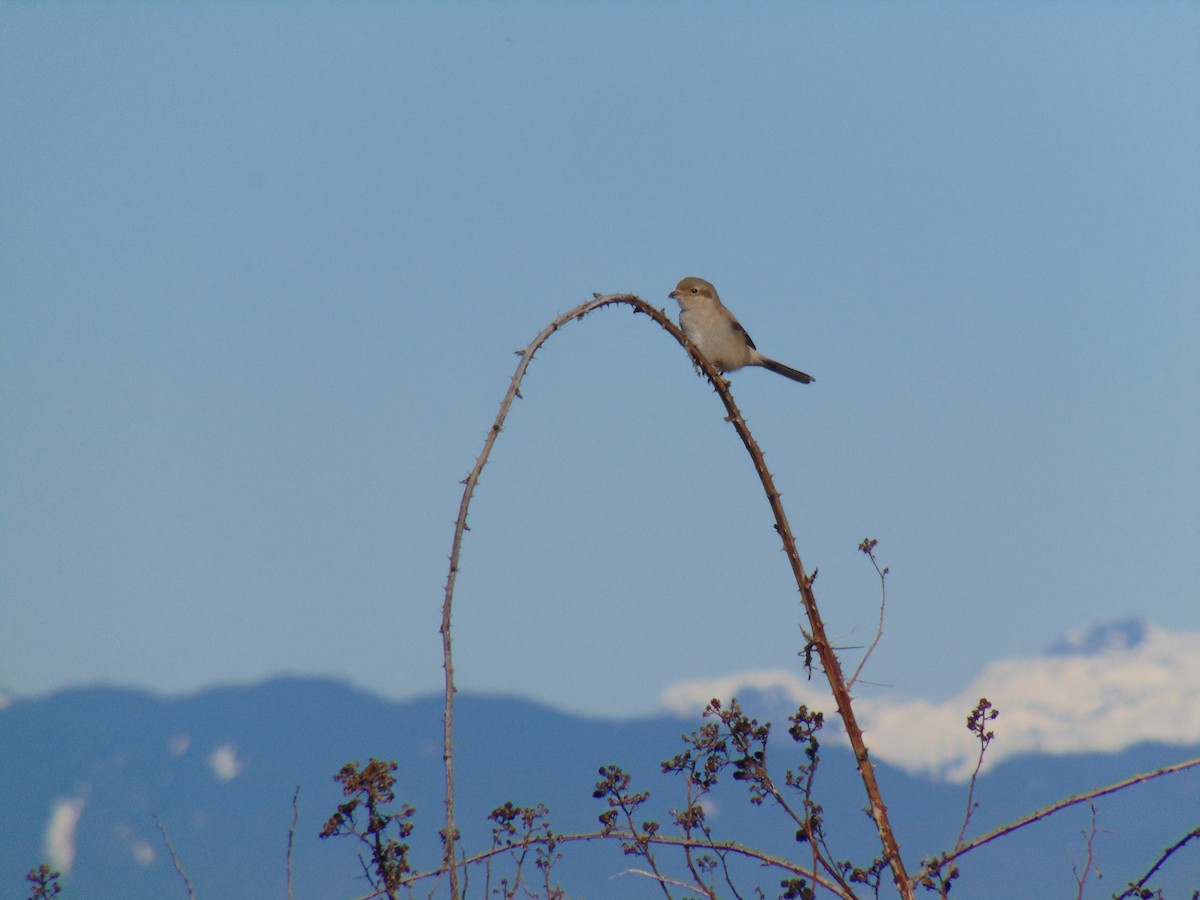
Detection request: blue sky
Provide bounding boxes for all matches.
[3,2,1197,718]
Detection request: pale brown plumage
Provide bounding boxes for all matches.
[669,277,813,384]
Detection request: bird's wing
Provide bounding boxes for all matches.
[730,317,757,350]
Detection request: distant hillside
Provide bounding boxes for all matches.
[2,678,1196,898]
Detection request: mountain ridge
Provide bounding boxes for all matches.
[3,675,1197,898]
[661,619,1200,780]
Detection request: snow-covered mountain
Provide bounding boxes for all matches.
[661,619,1200,781]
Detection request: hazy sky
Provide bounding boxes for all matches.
[3,2,1198,717]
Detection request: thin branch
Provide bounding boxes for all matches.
[679,838,713,899]
[1114,825,1200,899]
[929,755,1200,873]
[438,294,644,895]
[686,782,746,900]
[600,769,672,899]
[438,293,910,897]
[1072,802,1099,900]
[351,827,854,900]
[754,766,856,896]
[676,788,717,900]
[152,812,197,900]
[287,786,300,900]
[621,867,709,892]
[953,699,997,853]
[847,539,888,690]
[953,754,985,855]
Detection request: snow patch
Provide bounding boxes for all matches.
[208,744,244,781]
[132,840,156,865]
[44,796,86,873]
[659,621,1200,782]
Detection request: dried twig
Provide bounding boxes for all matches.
[352,827,850,900]
[1072,801,1099,900]
[847,538,888,691]
[929,755,1200,874]
[287,786,300,900]
[954,699,998,852]
[1114,824,1200,899]
[153,812,197,900]
[621,866,707,893]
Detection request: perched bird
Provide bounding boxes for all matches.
[669,277,814,384]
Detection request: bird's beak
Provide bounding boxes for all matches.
[668,290,680,300]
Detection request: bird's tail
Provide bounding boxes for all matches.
[757,356,814,384]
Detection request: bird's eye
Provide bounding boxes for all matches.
[690,287,699,294]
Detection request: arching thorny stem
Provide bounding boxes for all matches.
[439,293,911,896]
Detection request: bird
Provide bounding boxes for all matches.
[669,277,814,384]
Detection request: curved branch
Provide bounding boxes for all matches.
[922,755,1200,882]
[438,294,651,893]
[1115,824,1200,898]
[439,292,909,896]
[354,828,853,900]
